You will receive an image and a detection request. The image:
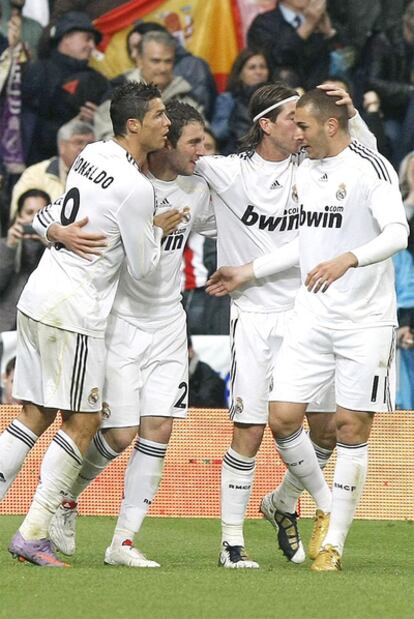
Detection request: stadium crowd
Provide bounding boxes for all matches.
[0,0,412,572]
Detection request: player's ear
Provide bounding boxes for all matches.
[126,118,142,134]
[258,117,272,136]
[326,117,339,137]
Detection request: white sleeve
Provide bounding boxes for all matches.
[195,155,238,193]
[117,183,162,281]
[191,189,217,238]
[252,238,299,279]
[32,196,65,241]
[353,223,408,267]
[348,111,377,151]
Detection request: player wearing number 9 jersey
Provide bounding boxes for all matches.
[0,82,173,568]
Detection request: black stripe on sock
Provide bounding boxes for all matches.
[53,433,82,466]
[6,423,36,449]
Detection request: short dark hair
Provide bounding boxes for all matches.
[110,81,162,137]
[296,88,349,130]
[239,82,298,152]
[17,189,51,214]
[165,100,204,148]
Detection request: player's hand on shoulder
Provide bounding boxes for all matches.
[305,252,358,293]
[153,208,186,237]
[48,217,107,261]
[206,263,254,297]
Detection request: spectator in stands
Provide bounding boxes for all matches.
[211,49,269,154]
[21,11,108,164]
[94,30,202,140]
[399,150,414,222]
[0,188,50,332]
[203,127,218,155]
[2,356,19,405]
[188,335,226,408]
[10,117,94,220]
[364,1,414,165]
[0,0,43,58]
[126,21,217,120]
[393,219,414,409]
[247,0,340,90]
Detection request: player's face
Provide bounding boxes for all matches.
[169,122,206,176]
[140,98,171,151]
[266,100,302,156]
[138,42,175,90]
[294,104,329,159]
[240,54,269,87]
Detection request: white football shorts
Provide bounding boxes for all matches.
[101,311,188,429]
[228,305,334,424]
[272,311,396,413]
[13,311,106,412]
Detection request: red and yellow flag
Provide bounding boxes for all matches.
[91,0,244,91]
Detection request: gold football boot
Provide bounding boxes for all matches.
[310,544,342,572]
[308,509,330,559]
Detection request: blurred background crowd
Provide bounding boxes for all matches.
[1,0,414,408]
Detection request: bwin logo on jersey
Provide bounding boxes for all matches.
[163,230,184,251]
[336,183,347,200]
[299,204,343,229]
[241,204,299,231]
[270,179,282,189]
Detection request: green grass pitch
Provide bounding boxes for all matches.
[1,516,413,619]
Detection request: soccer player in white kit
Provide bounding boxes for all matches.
[196,82,377,568]
[43,101,215,567]
[0,82,176,567]
[209,88,408,571]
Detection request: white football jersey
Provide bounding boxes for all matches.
[23,140,162,337]
[294,140,409,327]
[111,173,215,328]
[196,152,301,313]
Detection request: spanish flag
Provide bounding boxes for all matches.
[90,0,243,92]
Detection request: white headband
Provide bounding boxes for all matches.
[253,95,299,123]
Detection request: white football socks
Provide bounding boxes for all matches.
[0,420,38,500]
[273,438,333,514]
[275,427,331,513]
[221,447,256,547]
[19,430,83,540]
[68,430,119,501]
[112,437,167,546]
[323,442,368,555]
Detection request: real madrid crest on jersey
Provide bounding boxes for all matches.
[292,184,298,202]
[336,183,347,200]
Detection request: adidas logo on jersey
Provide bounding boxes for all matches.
[319,173,328,182]
[270,179,282,189]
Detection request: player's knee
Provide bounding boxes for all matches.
[103,427,137,452]
[308,414,337,449]
[232,423,264,456]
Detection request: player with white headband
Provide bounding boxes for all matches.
[194,81,376,569]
